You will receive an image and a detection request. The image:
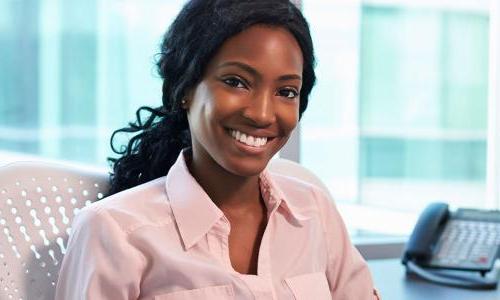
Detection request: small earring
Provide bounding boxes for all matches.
[181,99,187,107]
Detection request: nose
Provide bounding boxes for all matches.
[242,91,276,127]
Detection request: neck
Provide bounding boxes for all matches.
[186,152,262,209]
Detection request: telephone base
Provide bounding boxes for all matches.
[405,260,500,290]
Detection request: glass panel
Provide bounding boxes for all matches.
[0,1,41,156]
[302,1,490,234]
[359,6,489,211]
[301,0,362,204]
[0,0,184,165]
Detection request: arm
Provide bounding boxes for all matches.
[55,207,145,300]
[312,187,379,300]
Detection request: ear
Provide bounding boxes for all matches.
[181,89,195,110]
[181,99,189,110]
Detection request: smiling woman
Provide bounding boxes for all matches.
[186,25,302,178]
[54,0,378,299]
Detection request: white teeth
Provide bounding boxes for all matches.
[230,130,268,147]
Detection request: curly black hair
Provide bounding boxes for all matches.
[108,0,316,195]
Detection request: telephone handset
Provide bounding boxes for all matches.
[402,202,500,290]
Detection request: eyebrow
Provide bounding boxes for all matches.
[216,61,302,82]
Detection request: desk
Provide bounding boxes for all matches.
[368,259,500,300]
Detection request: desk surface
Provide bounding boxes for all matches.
[368,259,500,300]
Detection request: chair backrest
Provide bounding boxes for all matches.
[0,158,328,300]
[0,162,109,300]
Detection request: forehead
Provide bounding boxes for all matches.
[207,25,303,76]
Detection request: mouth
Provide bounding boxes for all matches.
[227,129,274,148]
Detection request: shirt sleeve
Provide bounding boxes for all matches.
[55,207,145,300]
[312,187,378,300]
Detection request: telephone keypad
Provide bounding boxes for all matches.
[431,219,500,270]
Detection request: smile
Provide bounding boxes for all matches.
[229,129,269,148]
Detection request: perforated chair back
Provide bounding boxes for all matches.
[0,162,109,300]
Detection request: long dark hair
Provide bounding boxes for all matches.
[108,0,316,195]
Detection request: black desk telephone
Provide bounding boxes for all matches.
[402,202,500,289]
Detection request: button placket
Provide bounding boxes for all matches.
[207,231,225,266]
[218,217,232,270]
[239,275,276,300]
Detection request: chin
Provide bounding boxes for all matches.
[222,156,270,177]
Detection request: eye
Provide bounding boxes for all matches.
[222,76,247,89]
[278,88,299,99]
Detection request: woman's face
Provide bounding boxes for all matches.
[186,25,303,177]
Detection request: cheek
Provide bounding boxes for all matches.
[214,83,247,102]
[279,103,300,133]
[189,83,234,125]
[209,90,245,121]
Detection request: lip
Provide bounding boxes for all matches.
[225,128,274,155]
[226,127,277,139]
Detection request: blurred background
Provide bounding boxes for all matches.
[1,0,499,243]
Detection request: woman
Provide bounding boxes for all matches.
[55,0,379,299]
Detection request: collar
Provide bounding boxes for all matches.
[259,169,313,223]
[165,151,311,250]
[165,151,224,250]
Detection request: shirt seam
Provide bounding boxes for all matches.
[309,186,331,270]
[88,204,175,235]
[84,206,152,274]
[123,219,174,235]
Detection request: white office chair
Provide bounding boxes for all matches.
[0,158,328,300]
[0,162,109,300]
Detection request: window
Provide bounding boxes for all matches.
[2,0,499,241]
[0,0,183,165]
[300,0,498,237]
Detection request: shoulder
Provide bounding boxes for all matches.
[265,171,333,212]
[267,171,331,200]
[266,171,344,227]
[75,176,174,234]
[268,171,317,194]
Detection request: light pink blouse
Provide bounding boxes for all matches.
[55,153,378,299]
